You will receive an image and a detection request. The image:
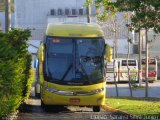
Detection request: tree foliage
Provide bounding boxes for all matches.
[95,0,160,33]
[95,0,117,21]
[115,0,160,33]
[113,0,160,97]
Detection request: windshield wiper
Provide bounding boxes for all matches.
[47,69,66,83]
[61,63,73,81]
[79,57,91,84]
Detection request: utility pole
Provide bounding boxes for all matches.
[86,0,91,23]
[126,13,132,97]
[145,29,149,97]
[138,30,142,86]
[114,16,118,58]
[5,0,11,33]
[0,23,2,32]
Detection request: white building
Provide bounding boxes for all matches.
[14,0,96,40]
[16,0,159,56]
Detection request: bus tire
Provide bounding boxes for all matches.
[149,81,154,83]
[35,93,40,98]
[93,106,100,112]
[41,99,44,107]
[41,100,50,111]
[41,99,48,109]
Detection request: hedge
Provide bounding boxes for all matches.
[0,29,33,118]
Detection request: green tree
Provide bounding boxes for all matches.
[94,0,120,97]
[96,0,160,97]
[116,0,160,97]
[95,0,160,38]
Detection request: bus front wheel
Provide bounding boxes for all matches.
[41,100,51,111]
[41,99,44,107]
[93,106,100,112]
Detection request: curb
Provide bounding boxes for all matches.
[1,111,19,120]
[102,105,130,115]
[101,105,143,119]
[8,111,19,120]
[101,105,149,120]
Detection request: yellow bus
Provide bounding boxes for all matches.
[35,23,108,112]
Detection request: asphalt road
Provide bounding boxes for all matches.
[16,97,129,120]
[14,80,160,120]
[15,88,128,120]
[106,80,160,98]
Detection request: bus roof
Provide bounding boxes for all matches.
[46,23,104,38]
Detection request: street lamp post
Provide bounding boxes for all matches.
[5,0,11,33]
[145,29,149,97]
[138,30,142,86]
[0,23,2,32]
[86,0,91,23]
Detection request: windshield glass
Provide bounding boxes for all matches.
[122,60,137,66]
[45,36,105,85]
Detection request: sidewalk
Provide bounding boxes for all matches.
[106,80,160,98]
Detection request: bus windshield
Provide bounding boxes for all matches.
[45,37,105,85]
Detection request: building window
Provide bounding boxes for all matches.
[58,9,63,15]
[50,9,55,15]
[65,9,70,15]
[72,9,76,15]
[79,8,83,15]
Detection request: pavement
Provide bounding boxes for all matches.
[106,80,160,98]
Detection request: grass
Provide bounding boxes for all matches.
[132,85,145,90]
[106,97,160,116]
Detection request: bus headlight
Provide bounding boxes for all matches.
[90,88,104,95]
[44,85,104,96]
[44,85,58,93]
[44,85,73,95]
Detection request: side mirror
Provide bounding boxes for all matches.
[34,59,38,69]
[105,45,113,62]
[40,44,44,62]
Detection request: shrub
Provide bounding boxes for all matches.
[0,29,33,117]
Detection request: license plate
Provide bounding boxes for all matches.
[69,98,80,103]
